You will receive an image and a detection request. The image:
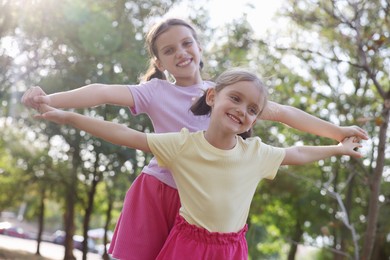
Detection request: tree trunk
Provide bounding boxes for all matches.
[287,219,303,260]
[63,158,79,260]
[102,191,114,260]
[370,226,388,260]
[35,187,45,256]
[82,154,101,260]
[361,104,389,260]
[64,183,76,260]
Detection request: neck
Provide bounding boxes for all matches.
[203,130,237,150]
[175,73,203,87]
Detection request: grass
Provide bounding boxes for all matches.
[0,248,53,260]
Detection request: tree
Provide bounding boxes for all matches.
[275,0,389,259]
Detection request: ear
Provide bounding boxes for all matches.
[155,58,164,72]
[205,88,216,106]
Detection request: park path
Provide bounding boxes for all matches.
[0,234,102,260]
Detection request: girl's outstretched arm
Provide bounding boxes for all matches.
[21,84,134,110]
[281,136,363,166]
[260,101,369,142]
[36,105,150,152]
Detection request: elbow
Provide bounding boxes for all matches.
[259,102,287,121]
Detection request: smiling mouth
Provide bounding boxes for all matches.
[177,58,192,67]
[227,113,241,124]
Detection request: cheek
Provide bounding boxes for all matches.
[248,115,258,125]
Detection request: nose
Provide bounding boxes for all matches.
[175,46,186,57]
[235,107,245,116]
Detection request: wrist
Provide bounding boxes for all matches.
[332,126,344,142]
[64,111,74,125]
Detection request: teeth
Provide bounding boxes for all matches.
[177,59,191,67]
[227,114,241,124]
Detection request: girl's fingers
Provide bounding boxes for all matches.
[21,87,46,110]
[356,127,369,139]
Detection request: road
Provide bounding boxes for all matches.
[0,235,103,260]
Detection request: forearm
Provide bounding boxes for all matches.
[62,111,149,152]
[49,84,131,108]
[260,102,343,141]
[283,145,342,165]
[280,106,343,140]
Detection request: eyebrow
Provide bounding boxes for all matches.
[159,36,194,50]
[231,89,262,109]
[159,45,172,52]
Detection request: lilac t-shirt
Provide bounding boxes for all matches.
[128,78,214,188]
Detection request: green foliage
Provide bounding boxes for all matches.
[0,140,25,211]
[1,0,388,259]
[276,1,389,259]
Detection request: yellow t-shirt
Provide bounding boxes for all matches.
[147,128,285,233]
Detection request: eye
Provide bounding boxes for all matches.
[248,107,258,115]
[183,40,193,47]
[163,48,174,55]
[230,95,239,102]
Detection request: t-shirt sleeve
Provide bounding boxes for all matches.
[258,142,286,180]
[146,128,188,168]
[127,79,158,115]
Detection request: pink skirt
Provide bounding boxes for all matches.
[108,173,181,260]
[156,215,248,260]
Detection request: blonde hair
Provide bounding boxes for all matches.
[190,68,268,139]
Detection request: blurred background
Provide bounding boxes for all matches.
[1,0,389,259]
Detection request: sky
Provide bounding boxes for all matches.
[166,0,284,37]
[3,1,285,59]
[207,0,284,35]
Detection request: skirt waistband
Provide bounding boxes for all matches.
[175,215,248,245]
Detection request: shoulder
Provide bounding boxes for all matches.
[147,128,191,142]
[202,80,216,90]
[138,78,167,88]
[146,128,194,158]
[130,79,170,98]
[170,128,200,145]
[240,136,285,156]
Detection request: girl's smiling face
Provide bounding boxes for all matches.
[207,81,265,135]
[154,25,203,86]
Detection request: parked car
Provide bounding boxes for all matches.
[0,221,12,234]
[52,230,97,252]
[0,221,30,239]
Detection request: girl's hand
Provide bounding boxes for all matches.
[34,104,68,125]
[338,125,369,142]
[339,136,363,158]
[21,86,50,110]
